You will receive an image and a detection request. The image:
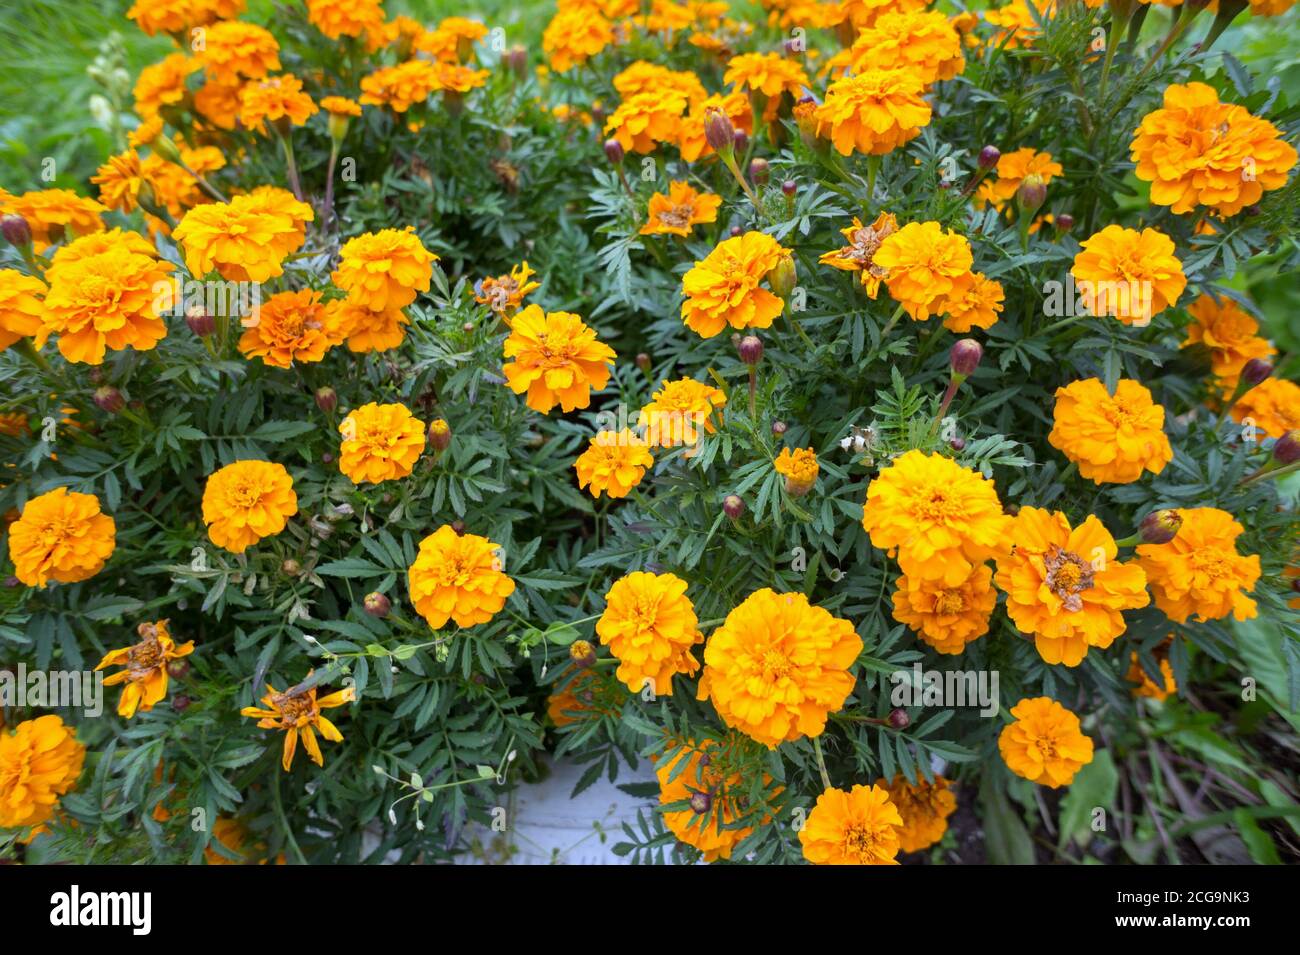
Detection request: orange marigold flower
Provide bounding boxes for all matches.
[359,59,442,112]
[548,667,623,726]
[1136,507,1261,623]
[799,784,903,865]
[194,77,243,130]
[861,450,1010,587]
[307,0,385,39]
[325,300,409,352]
[613,61,707,105]
[873,221,973,321]
[332,227,435,310]
[879,774,957,853]
[542,9,614,72]
[0,269,46,352]
[656,739,765,861]
[0,412,29,437]
[1,189,104,252]
[1127,640,1177,700]
[133,53,198,119]
[679,91,753,162]
[597,571,703,694]
[416,16,491,61]
[173,188,312,282]
[842,11,965,87]
[640,181,721,237]
[1230,376,1300,440]
[238,74,319,132]
[698,588,862,748]
[681,231,789,338]
[474,261,539,317]
[1070,225,1186,326]
[820,213,897,297]
[407,525,516,629]
[814,69,930,157]
[639,377,727,448]
[239,289,341,368]
[999,697,1094,787]
[91,151,146,214]
[724,52,809,120]
[8,487,116,588]
[0,715,85,836]
[320,95,363,118]
[994,507,1150,667]
[827,0,928,30]
[1132,81,1297,218]
[891,564,996,655]
[942,272,1004,332]
[338,402,426,484]
[1182,294,1274,390]
[574,429,654,499]
[96,620,195,719]
[201,460,297,553]
[204,816,284,865]
[977,147,1063,210]
[604,90,689,154]
[501,305,616,413]
[240,679,355,772]
[774,446,819,496]
[986,0,1053,49]
[197,20,281,84]
[127,0,239,35]
[1048,378,1173,484]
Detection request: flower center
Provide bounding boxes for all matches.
[760,648,791,681]
[228,480,263,509]
[1033,737,1059,761]
[656,203,695,229]
[1190,549,1231,579]
[932,590,966,614]
[1043,544,1094,612]
[915,488,958,522]
[843,823,883,862]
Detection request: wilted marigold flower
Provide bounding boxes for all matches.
[307,0,385,38]
[656,739,763,862]
[799,784,903,865]
[699,588,862,748]
[681,231,789,338]
[873,221,973,321]
[774,447,819,496]
[1070,225,1186,326]
[994,507,1150,667]
[407,525,516,629]
[0,189,105,252]
[240,679,355,772]
[133,53,198,119]
[891,564,996,655]
[0,715,85,836]
[639,377,727,448]
[1230,377,1300,440]
[202,460,298,554]
[172,188,312,282]
[1182,294,1274,390]
[339,402,427,484]
[239,289,341,368]
[542,8,614,72]
[475,261,539,317]
[1136,507,1261,623]
[332,227,436,311]
[1048,378,1173,484]
[879,774,957,853]
[1132,82,1297,218]
[814,70,931,157]
[502,305,616,413]
[942,272,1004,332]
[574,429,654,499]
[196,20,281,84]
[96,620,195,719]
[723,52,809,120]
[0,269,46,351]
[8,487,116,588]
[862,450,1010,586]
[840,11,965,87]
[238,74,319,132]
[359,59,441,113]
[603,90,689,154]
[597,571,703,695]
[640,181,721,238]
[999,697,1094,788]
[820,213,897,298]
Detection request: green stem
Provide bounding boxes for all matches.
[812,736,833,791]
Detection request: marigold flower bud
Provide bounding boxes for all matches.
[282,558,301,576]
[1139,509,1183,545]
[150,134,183,165]
[1241,358,1273,387]
[888,707,910,729]
[93,386,125,414]
[327,112,350,143]
[451,520,467,535]
[1,214,32,248]
[635,352,652,373]
[729,225,742,237]
[428,418,452,451]
[505,44,528,78]
[738,335,763,366]
[703,106,735,154]
[771,420,787,436]
[1273,430,1300,465]
[1055,213,1075,232]
[733,129,749,155]
[978,145,1001,169]
[949,436,966,452]
[166,659,190,680]
[690,791,712,814]
[749,157,769,186]
[782,179,797,197]
[185,305,215,337]
[569,639,597,669]
[768,254,797,301]
[1016,173,1047,216]
[723,494,745,519]
[603,138,625,166]
[171,694,191,713]
[315,387,338,413]
[363,592,391,618]
[949,339,983,378]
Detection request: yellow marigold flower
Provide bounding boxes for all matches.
[774,447,819,496]
[307,0,384,39]
[574,429,654,499]
[501,305,616,413]
[873,221,973,321]
[891,564,996,655]
[1132,82,1297,218]
[699,588,862,748]
[999,697,1094,787]
[1070,225,1186,326]
[613,61,706,105]
[1127,642,1177,700]
[238,74,319,132]
[543,8,614,72]
[1136,507,1261,623]
[799,784,903,865]
[320,95,362,118]
[195,77,242,130]
[994,507,1150,667]
[1,189,105,252]
[133,53,198,119]
[1231,377,1300,439]
[173,188,312,282]
[432,61,490,97]
[843,11,965,87]
[879,774,957,853]
[986,0,1053,49]
[724,52,809,120]
[942,272,1004,332]
[240,679,355,772]
[604,90,688,154]
[7,487,116,588]
[597,571,703,694]
[238,289,341,368]
[820,213,897,297]
[640,181,721,237]
[0,269,46,352]
[201,459,297,554]
[657,739,762,861]
[862,450,1010,587]
[359,59,442,112]
[332,227,436,311]
[814,69,930,157]
[407,525,516,629]
[475,261,540,316]
[197,20,281,84]
[96,620,195,719]
[338,402,427,484]
[127,0,243,35]
[679,91,752,162]
[639,377,727,448]
[1182,294,1274,390]
[416,17,490,62]
[977,147,1063,209]
[0,715,85,836]
[828,0,927,30]
[681,231,789,338]
[325,300,409,353]
[91,151,146,214]
[1048,378,1173,484]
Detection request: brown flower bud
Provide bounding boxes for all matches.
[1016,173,1047,216]
[603,138,625,166]
[703,106,735,154]
[569,639,597,669]
[771,420,787,436]
[281,558,301,576]
[738,334,763,365]
[1,214,32,248]
[315,387,338,413]
[1272,429,1300,465]
[93,386,125,414]
[888,707,910,729]
[689,791,712,814]
[978,145,1001,169]
[949,339,983,378]
[635,352,651,373]
[363,592,391,618]
[782,179,797,197]
[185,305,215,337]
[505,44,528,78]
[1054,213,1075,232]
[451,520,467,535]
[1139,509,1182,546]
[1241,358,1273,387]
[748,157,769,186]
[171,694,191,713]
[723,494,745,519]
[428,418,452,451]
